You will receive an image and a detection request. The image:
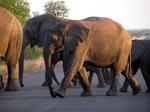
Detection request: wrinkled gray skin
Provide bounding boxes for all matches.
[120,39,150,93]
[19,14,62,87]
[44,18,141,98]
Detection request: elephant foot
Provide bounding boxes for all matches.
[0,84,4,90]
[42,81,48,87]
[49,89,56,98]
[5,84,18,91]
[106,88,118,96]
[97,83,106,88]
[55,90,65,98]
[132,85,141,95]
[0,83,4,90]
[145,89,150,93]
[20,83,24,88]
[80,90,93,97]
[119,87,128,93]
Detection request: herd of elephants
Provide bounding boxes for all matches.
[0,7,150,98]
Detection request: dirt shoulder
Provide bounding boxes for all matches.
[0,57,45,82]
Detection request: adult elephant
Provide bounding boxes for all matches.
[0,7,23,91]
[19,14,62,87]
[44,18,141,98]
[120,39,150,93]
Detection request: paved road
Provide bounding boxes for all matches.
[0,63,150,112]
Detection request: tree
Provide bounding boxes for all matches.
[0,0,30,25]
[44,0,69,18]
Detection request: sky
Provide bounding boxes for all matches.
[27,0,150,29]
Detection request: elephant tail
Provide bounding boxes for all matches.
[128,52,132,74]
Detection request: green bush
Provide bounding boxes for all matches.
[24,46,43,60]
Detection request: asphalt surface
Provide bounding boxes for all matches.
[0,62,150,112]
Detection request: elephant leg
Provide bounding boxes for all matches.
[48,69,56,98]
[106,69,120,96]
[122,63,141,95]
[42,63,58,87]
[140,67,150,93]
[42,64,60,87]
[79,67,93,97]
[42,52,61,87]
[52,68,60,85]
[96,69,106,88]
[119,80,129,92]
[42,69,49,87]
[86,64,106,87]
[5,63,18,91]
[0,74,4,90]
[55,67,91,98]
[88,71,94,85]
[71,75,79,86]
[102,68,112,85]
[120,60,139,93]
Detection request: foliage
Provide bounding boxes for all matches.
[24,46,43,60]
[0,0,30,25]
[44,0,69,18]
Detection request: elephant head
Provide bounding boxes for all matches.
[43,21,89,97]
[19,14,62,87]
[43,21,89,72]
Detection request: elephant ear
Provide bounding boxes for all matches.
[51,22,66,36]
[64,22,89,52]
[67,22,89,42]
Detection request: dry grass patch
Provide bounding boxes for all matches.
[0,57,45,82]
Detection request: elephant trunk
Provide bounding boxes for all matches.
[19,36,29,87]
[43,46,56,97]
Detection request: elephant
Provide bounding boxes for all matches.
[44,17,141,98]
[19,15,107,89]
[0,7,23,91]
[19,14,62,87]
[120,39,150,93]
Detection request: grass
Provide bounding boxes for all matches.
[0,46,44,82]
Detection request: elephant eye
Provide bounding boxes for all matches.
[52,35,58,43]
